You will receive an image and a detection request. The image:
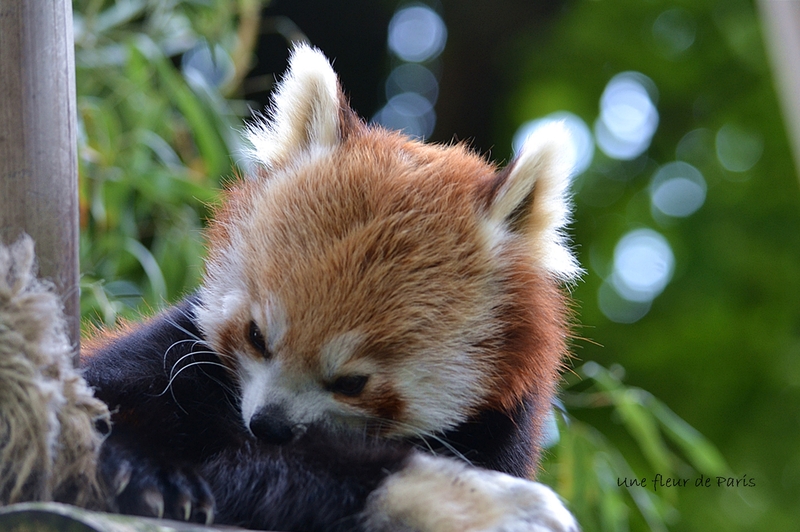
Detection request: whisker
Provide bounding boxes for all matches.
[162,338,207,372]
[419,433,472,466]
[167,350,238,398]
[168,349,221,380]
[164,316,203,342]
[158,360,231,398]
[196,363,239,398]
[382,419,474,467]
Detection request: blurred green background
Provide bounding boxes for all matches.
[74,0,800,530]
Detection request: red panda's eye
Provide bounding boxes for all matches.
[328,375,368,397]
[248,321,268,357]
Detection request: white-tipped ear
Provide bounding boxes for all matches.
[246,44,341,170]
[488,121,581,281]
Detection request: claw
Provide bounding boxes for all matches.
[142,487,165,519]
[181,498,192,521]
[197,503,214,525]
[113,460,132,496]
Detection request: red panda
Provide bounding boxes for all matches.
[81,45,580,532]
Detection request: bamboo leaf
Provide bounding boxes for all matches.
[130,39,231,179]
[581,363,674,474]
[124,238,167,303]
[646,395,730,476]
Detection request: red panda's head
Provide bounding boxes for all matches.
[195,45,580,443]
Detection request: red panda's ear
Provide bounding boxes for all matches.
[485,122,582,282]
[245,44,347,171]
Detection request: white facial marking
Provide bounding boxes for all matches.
[238,356,282,427]
[384,346,488,436]
[320,330,366,379]
[257,295,288,353]
[220,290,245,321]
[238,351,360,431]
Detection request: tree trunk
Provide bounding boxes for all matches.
[0,0,80,353]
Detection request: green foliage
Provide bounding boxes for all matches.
[74,0,250,327]
[541,362,729,531]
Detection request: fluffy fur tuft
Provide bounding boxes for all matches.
[245,44,342,171]
[489,122,582,282]
[0,235,110,508]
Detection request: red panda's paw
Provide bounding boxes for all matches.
[98,438,215,524]
[361,453,579,532]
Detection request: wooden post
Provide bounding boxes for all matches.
[0,0,80,351]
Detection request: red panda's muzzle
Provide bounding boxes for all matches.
[248,404,295,445]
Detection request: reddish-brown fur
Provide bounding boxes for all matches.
[200,108,572,442]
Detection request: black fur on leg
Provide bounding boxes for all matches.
[202,426,412,532]
[421,393,538,478]
[98,432,215,524]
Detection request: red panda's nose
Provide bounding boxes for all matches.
[249,404,294,444]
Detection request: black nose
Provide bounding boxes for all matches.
[249,405,294,444]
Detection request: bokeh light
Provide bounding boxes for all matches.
[385,63,439,103]
[599,228,674,323]
[611,228,674,303]
[595,72,659,160]
[387,5,447,63]
[650,161,707,218]
[676,128,715,166]
[652,8,696,58]
[181,40,234,88]
[373,92,436,139]
[598,280,652,324]
[715,123,764,173]
[375,4,446,139]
